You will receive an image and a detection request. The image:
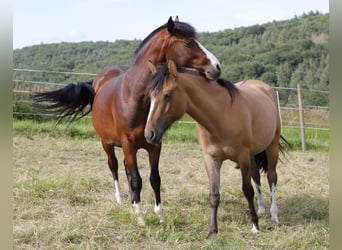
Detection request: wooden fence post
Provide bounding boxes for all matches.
[297,84,306,151]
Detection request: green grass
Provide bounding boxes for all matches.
[13,117,329,151]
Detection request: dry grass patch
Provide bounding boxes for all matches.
[13,135,328,249]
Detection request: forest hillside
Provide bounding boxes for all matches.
[13,11,328,107]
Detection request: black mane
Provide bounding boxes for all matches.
[148,65,238,102]
[134,21,197,55]
[216,78,238,101]
[148,65,170,95]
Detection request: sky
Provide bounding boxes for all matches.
[13,0,329,49]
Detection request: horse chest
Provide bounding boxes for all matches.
[200,137,239,162]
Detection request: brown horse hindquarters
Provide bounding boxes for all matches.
[235,80,281,223]
[92,76,123,145]
[236,80,280,155]
[92,66,128,94]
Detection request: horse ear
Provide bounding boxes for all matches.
[168,60,177,78]
[175,16,179,22]
[148,60,157,74]
[167,16,175,34]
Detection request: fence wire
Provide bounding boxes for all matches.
[13,69,329,131]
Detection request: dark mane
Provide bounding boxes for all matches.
[148,66,238,102]
[216,78,238,101]
[148,66,170,95]
[134,21,197,55]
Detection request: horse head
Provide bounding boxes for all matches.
[135,16,221,80]
[145,60,187,144]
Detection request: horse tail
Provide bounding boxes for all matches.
[255,134,292,172]
[279,134,292,156]
[255,151,268,173]
[31,80,95,125]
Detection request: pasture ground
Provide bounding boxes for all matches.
[13,134,328,249]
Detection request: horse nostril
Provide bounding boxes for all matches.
[150,130,155,141]
[145,130,155,143]
[216,64,221,73]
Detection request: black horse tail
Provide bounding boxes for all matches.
[236,135,291,172]
[279,134,291,155]
[254,134,291,173]
[31,80,95,125]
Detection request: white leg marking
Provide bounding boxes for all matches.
[114,180,122,204]
[256,184,266,216]
[146,98,156,124]
[270,183,279,223]
[251,223,259,234]
[195,40,221,69]
[154,201,164,223]
[133,202,145,226]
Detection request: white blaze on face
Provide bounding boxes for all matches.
[147,98,156,125]
[195,39,221,69]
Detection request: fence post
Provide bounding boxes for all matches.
[297,84,306,151]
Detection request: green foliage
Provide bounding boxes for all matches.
[13,12,329,117]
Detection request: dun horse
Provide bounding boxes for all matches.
[145,60,287,235]
[32,17,221,226]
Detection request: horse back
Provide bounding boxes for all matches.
[236,80,278,112]
[93,65,129,93]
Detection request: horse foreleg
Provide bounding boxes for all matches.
[147,145,163,223]
[101,140,122,204]
[123,159,133,201]
[122,142,144,226]
[240,156,259,233]
[203,154,222,236]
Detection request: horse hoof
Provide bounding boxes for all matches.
[271,215,279,223]
[207,229,218,238]
[251,224,260,234]
[257,206,265,216]
[137,217,145,227]
[115,195,122,205]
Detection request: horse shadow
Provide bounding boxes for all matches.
[218,193,328,229]
[277,194,328,226]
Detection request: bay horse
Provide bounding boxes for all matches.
[32,17,221,226]
[144,60,287,235]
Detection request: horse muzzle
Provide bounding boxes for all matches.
[144,129,163,144]
[204,63,221,80]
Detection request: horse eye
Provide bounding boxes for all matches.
[164,92,172,100]
[185,40,195,48]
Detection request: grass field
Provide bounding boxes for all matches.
[13,120,329,249]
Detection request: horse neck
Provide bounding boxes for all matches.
[127,31,168,91]
[180,74,233,132]
[132,30,168,66]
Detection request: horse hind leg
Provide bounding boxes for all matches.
[101,139,122,204]
[265,141,280,223]
[251,156,266,216]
